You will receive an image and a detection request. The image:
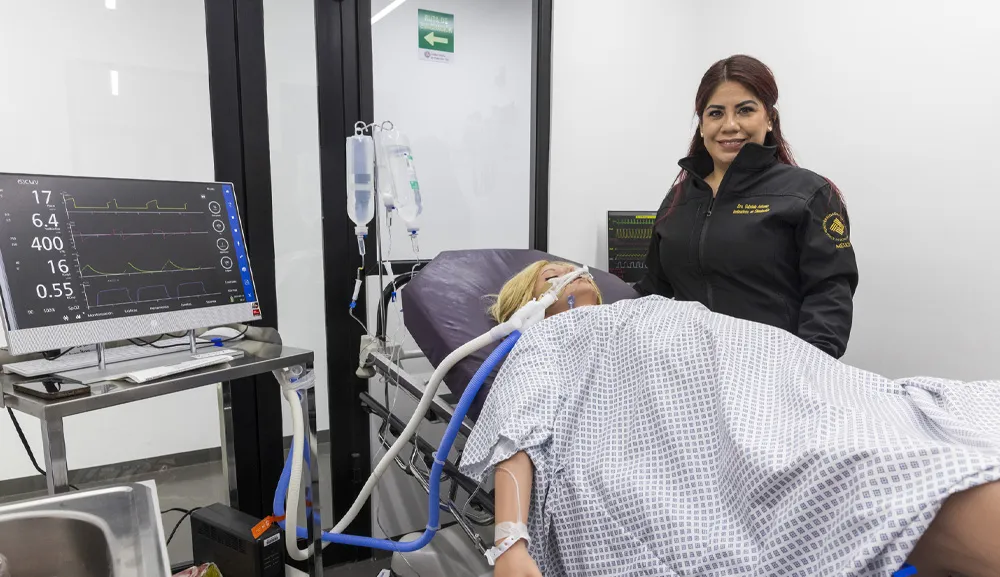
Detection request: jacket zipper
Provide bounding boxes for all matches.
[698,167,734,310]
[698,196,715,309]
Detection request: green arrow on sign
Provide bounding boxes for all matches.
[424,31,449,47]
[417,9,455,54]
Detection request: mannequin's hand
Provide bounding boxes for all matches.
[494,541,541,577]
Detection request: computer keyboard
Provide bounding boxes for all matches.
[2,336,209,377]
[123,354,236,383]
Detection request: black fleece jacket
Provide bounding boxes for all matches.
[636,143,859,358]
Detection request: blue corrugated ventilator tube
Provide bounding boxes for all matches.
[273,330,522,552]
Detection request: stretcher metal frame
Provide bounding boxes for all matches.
[359,349,494,557]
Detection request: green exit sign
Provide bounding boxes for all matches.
[418,9,454,59]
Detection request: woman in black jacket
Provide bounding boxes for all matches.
[636,54,859,358]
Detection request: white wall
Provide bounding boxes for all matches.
[0,0,219,481]
[371,0,533,261]
[549,0,1000,381]
[548,0,701,266]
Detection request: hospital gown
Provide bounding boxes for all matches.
[458,296,1000,576]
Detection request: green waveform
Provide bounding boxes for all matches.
[81,260,204,276]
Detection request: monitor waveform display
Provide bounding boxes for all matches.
[66,197,191,211]
[95,281,214,306]
[608,211,656,283]
[81,260,213,278]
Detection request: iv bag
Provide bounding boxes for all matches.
[385,132,423,233]
[346,134,375,233]
[374,129,397,211]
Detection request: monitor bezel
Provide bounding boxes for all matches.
[0,173,261,355]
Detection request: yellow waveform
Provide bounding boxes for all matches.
[610,217,655,225]
[614,228,652,239]
[67,198,188,211]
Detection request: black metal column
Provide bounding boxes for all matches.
[205,0,283,519]
[315,0,375,565]
[530,0,553,251]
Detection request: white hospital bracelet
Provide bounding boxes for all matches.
[485,522,530,566]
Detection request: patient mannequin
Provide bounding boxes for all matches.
[486,260,1000,577]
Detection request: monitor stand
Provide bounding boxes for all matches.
[57,330,244,385]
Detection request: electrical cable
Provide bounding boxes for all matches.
[216,326,250,342]
[164,507,202,545]
[130,327,249,349]
[6,407,79,491]
[42,347,76,361]
[160,507,195,515]
[128,338,190,350]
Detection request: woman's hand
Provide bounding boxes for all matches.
[493,541,542,577]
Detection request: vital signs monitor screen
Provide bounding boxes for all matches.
[607,211,655,283]
[0,174,258,332]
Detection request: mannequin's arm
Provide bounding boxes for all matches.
[493,451,542,576]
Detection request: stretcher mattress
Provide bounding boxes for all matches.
[402,249,638,420]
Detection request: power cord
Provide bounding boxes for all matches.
[5,410,202,532]
[6,407,79,491]
[215,326,249,342]
[42,347,76,361]
[162,507,202,545]
[130,327,249,349]
[127,337,192,350]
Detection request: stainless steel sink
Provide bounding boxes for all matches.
[0,510,115,575]
[0,482,170,577]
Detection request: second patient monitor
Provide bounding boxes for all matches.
[607,210,655,284]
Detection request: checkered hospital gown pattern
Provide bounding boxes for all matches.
[459,296,1000,576]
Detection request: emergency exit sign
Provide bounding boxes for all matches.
[418,9,454,63]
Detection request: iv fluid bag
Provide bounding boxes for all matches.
[386,133,422,231]
[374,130,397,210]
[346,134,375,230]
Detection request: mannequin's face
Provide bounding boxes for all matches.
[700,81,772,169]
[532,263,601,317]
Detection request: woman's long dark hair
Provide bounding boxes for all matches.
[664,55,843,216]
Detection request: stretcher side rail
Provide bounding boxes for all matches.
[365,350,476,440]
[358,390,494,518]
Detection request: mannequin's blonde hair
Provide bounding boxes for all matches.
[487,260,603,324]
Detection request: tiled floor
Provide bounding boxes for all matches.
[1,450,392,577]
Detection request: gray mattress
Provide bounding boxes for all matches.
[401,249,638,420]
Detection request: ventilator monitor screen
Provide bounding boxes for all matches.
[607,211,655,283]
[0,173,260,354]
